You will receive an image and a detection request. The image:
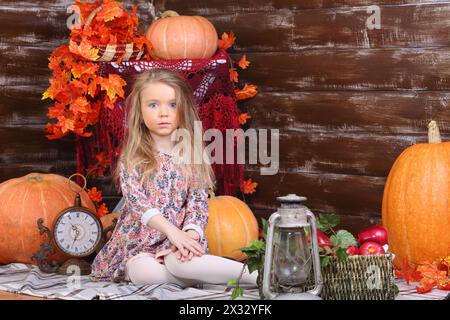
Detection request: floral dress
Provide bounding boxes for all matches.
[89,150,209,283]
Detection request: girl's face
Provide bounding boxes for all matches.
[140,81,180,139]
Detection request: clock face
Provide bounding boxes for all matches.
[53,209,102,257]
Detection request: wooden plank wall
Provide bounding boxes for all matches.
[2,0,450,234]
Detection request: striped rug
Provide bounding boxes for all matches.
[0,263,447,300]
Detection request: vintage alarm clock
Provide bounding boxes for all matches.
[31,174,112,276]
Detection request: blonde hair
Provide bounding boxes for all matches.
[113,69,216,192]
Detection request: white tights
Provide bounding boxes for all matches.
[125,252,258,287]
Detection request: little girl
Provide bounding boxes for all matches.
[90,69,257,287]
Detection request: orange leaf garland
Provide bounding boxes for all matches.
[235,84,258,101]
[238,55,250,69]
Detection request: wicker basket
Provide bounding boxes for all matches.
[75,6,145,62]
[258,253,398,300]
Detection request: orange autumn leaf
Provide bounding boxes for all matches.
[218,31,236,50]
[235,84,258,101]
[69,38,99,61]
[57,116,75,134]
[395,257,422,285]
[70,97,90,114]
[95,1,124,23]
[71,62,99,79]
[45,123,67,140]
[88,187,103,203]
[230,68,239,83]
[47,102,66,119]
[241,178,258,194]
[239,113,252,125]
[42,77,68,100]
[97,203,109,218]
[99,74,126,101]
[238,55,250,69]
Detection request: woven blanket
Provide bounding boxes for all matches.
[0,263,447,300]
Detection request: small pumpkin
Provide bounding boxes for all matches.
[205,191,259,261]
[145,10,218,60]
[0,173,96,265]
[382,120,450,268]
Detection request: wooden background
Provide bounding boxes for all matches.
[2,0,450,233]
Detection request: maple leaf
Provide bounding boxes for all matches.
[47,102,66,119]
[70,97,90,114]
[45,123,67,140]
[42,77,68,100]
[437,279,450,290]
[241,178,258,194]
[57,116,75,134]
[71,62,99,79]
[235,84,258,101]
[99,74,126,101]
[239,113,252,125]
[95,1,124,23]
[69,38,99,61]
[238,55,250,69]
[97,203,109,218]
[230,68,239,83]
[88,187,103,203]
[218,31,236,50]
[395,257,422,285]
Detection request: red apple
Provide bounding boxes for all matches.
[359,241,385,255]
[346,245,360,256]
[357,225,388,246]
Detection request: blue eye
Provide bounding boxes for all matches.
[148,103,157,108]
[170,102,177,108]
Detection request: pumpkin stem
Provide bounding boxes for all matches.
[208,187,216,199]
[428,120,442,144]
[27,174,43,183]
[160,10,180,18]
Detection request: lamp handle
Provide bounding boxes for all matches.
[262,212,280,300]
[305,210,323,296]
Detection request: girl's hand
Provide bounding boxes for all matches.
[166,226,204,259]
[186,229,200,241]
[176,230,202,262]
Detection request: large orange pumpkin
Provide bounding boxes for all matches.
[382,120,450,268]
[0,173,96,265]
[205,192,259,261]
[145,10,218,60]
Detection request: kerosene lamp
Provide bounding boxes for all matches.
[262,194,323,300]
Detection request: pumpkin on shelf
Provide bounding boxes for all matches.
[145,10,218,60]
[205,190,259,261]
[0,173,96,265]
[382,120,450,268]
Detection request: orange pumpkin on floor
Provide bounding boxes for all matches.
[205,191,259,261]
[0,173,96,265]
[382,120,450,268]
[145,10,218,60]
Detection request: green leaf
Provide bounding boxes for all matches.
[247,258,261,274]
[231,287,244,300]
[227,279,237,286]
[320,255,330,267]
[262,218,268,240]
[330,230,357,249]
[316,214,340,232]
[335,247,348,262]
